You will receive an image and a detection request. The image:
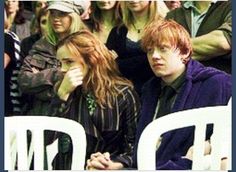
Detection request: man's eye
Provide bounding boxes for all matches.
[147,48,153,53]
[160,47,168,52]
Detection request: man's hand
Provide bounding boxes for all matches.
[184,140,211,160]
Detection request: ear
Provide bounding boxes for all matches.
[180,50,191,64]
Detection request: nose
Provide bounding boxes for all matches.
[151,49,161,60]
[60,65,68,73]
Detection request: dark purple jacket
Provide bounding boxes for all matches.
[133,59,232,169]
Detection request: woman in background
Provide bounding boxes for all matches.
[5,0,31,40]
[21,7,49,60]
[89,1,121,44]
[106,1,167,96]
[18,0,88,116]
[30,0,48,34]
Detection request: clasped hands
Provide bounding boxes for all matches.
[86,152,123,170]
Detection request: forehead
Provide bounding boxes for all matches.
[57,45,83,61]
[57,46,73,59]
[150,30,178,48]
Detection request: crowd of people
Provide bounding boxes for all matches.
[4,0,232,170]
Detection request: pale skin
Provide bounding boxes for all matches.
[147,45,188,84]
[191,1,231,61]
[56,46,86,101]
[86,152,124,170]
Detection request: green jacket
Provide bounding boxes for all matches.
[18,37,62,115]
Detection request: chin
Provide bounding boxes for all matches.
[154,72,164,78]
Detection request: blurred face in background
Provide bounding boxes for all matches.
[49,9,72,37]
[96,1,116,10]
[126,1,149,13]
[80,1,91,20]
[35,0,48,17]
[164,1,181,10]
[39,11,49,37]
[5,0,19,14]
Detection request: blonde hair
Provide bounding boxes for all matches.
[57,30,133,108]
[46,11,87,45]
[4,8,9,30]
[119,1,162,29]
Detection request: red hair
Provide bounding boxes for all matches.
[142,19,192,62]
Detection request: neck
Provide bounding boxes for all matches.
[7,12,16,28]
[132,8,149,29]
[58,32,69,41]
[194,1,211,13]
[101,10,115,26]
[162,65,186,85]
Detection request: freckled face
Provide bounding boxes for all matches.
[56,45,88,77]
[147,44,184,80]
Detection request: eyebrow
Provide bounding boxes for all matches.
[60,57,73,61]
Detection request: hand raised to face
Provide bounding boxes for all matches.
[57,67,84,101]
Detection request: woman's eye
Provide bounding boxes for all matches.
[65,61,72,65]
[63,60,73,65]
[50,10,67,18]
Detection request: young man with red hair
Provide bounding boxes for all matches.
[132,19,231,170]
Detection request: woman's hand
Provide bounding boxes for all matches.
[57,67,84,101]
[86,152,123,170]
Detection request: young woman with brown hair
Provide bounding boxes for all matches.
[51,30,140,170]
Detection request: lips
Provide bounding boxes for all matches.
[53,23,61,28]
[153,63,164,68]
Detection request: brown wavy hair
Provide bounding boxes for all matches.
[56,30,133,108]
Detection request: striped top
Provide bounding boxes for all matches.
[50,85,140,169]
[4,31,22,115]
